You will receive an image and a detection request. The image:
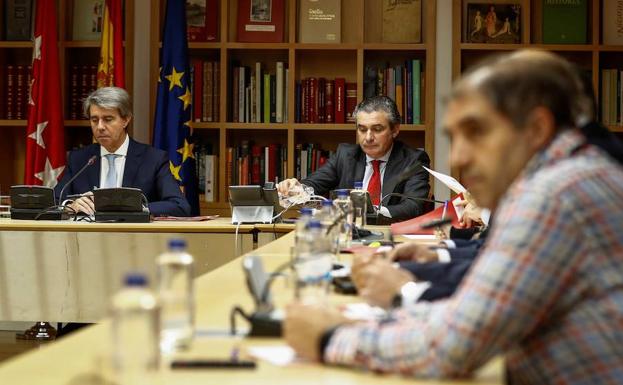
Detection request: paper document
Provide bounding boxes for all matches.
[423,166,466,194]
[247,346,299,366]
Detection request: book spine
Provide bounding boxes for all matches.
[318,77,326,123]
[226,147,233,186]
[309,77,317,123]
[406,60,412,124]
[70,65,79,119]
[395,66,403,123]
[285,68,289,123]
[270,74,276,123]
[303,78,309,123]
[255,62,262,123]
[335,78,345,123]
[602,70,610,125]
[263,74,271,123]
[232,67,240,122]
[239,66,246,123]
[325,80,334,123]
[206,0,219,41]
[345,82,357,123]
[214,62,220,122]
[276,61,284,123]
[16,65,25,119]
[412,59,421,124]
[205,155,217,202]
[192,59,203,122]
[295,81,302,123]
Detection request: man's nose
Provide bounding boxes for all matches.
[450,137,470,169]
[365,130,374,142]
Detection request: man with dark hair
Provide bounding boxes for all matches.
[54,87,191,217]
[277,95,431,221]
[284,50,623,383]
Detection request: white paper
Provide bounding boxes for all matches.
[423,166,467,194]
[402,234,437,240]
[247,346,298,366]
[341,303,387,321]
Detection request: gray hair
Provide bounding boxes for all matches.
[353,95,401,128]
[449,50,588,131]
[83,87,133,119]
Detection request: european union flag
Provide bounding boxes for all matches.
[153,0,199,215]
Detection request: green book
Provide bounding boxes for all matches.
[542,0,587,44]
[263,73,271,123]
[412,59,421,125]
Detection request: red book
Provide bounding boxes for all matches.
[16,65,25,119]
[267,143,279,182]
[334,77,345,123]
[187,0,218,42]
[251,145,262,184]
[325,80,334,123]
[226,147,234,186]
[390,198,462,235]
[345,82,357,123]
[237,0,284,43]
[317,77,326,123]
[192,58,203,122]
[6,65,16,119]
[308,77,317,123]
[70,65,79,119]
[302,78,309,123]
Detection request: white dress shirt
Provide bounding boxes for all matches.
[99,134,129,188]
[363,146,393,218]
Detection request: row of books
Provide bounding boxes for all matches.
[69,65,98,120]
[231,62,288,123]
[295,78,357,124]
[226,141,287,187]
[194,143,219,202]
[190,60,220,123]
[601,69,623,126]
[295,144,334,180]
[364,60,423,124]
[2,65,32,120]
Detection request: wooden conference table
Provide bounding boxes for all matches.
[0,217,292,323]
[0,231,504,384]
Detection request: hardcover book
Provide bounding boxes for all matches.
[382,0,421,43]
[299,0,341,43]
[603,0,623,45]
[72,0,104,40]
[237,0,285,43]
[542,0,587,44]
[464,2,521,44]
[4,0,33,41]
[186,0,218,42]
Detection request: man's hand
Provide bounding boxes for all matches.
[277,178,301,196]
[284,303,349,362]
[355,258,414,308]
[68,191,95,215]
[455,198,483,228]
[388,242,439,263]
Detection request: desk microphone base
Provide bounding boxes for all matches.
[95,210,150,223]
[10,208,67,220]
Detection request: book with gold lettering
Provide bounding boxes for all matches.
[299,0,341,43]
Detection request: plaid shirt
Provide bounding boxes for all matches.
[325,130,623,384]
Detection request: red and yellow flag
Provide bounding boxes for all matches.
[97,0,125,88]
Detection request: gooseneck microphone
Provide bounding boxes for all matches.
[57,155,97,206]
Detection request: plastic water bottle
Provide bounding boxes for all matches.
[350,181,367,229]
[333,189,353,250]
[157,239,194,353]
[294,220,334,304]
[111,273,160,383]
[294,207,314,246]
[315,199,339,256]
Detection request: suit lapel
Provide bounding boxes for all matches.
[87,145,101,189]
[353,149,366,183]
[122,138,142,187]
[382,142,405,197]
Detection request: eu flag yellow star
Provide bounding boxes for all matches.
[177,139,195,163]
[169,161,182,181]
[165,67,184,91]
[178,86,192,110]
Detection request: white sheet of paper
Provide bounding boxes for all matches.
[341,303,387,321]
[402,234,437,240]
[423,166,467,194]
[247,346,299,366]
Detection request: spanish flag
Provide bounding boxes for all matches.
[97,0,125,88]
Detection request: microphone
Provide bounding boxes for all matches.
[380,193,445,206]
[57,155,97,206]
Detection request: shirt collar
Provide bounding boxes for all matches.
[522,128,586,178]
[100,134,130,157]
[366,144,393,164]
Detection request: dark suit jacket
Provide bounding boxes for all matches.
[301,141,431,221]
[54,138,191,217]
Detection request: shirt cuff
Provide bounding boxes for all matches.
[436,248,452,263]
[441,239,457,249]
[377,206,392,218]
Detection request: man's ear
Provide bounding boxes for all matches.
[525,107,556,151]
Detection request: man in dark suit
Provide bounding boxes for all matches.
[54,87,190,217]
[277,96,431,222]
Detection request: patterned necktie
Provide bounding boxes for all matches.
[104,154,120,188]
[368,160,382,205]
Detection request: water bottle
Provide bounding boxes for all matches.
[111,273,160,383]
[315,199,339,255]
[294,220,334,304]
[157,239,194,353]
[333,189,353,250]
[294,207,314,246]
[350,181,367,229]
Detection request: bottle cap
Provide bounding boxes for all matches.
[354,181,363,189]
[307,220,322,229]
[168,238,187,250]
[322,199,333,207]
[124,273,148,287]
[336,189,349,197]
[300,207,313,216]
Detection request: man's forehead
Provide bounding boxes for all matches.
[356,110,390,125]
[444,96,491,126]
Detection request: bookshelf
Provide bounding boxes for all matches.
[0,0,134,191]
[453,0,623,130]
[151,0,437,216]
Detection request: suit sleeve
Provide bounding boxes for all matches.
[300,145,345,196]
[147,151,191,217]
[53,151,76,201]
[385,150,431,220]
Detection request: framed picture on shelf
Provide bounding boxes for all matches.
[463,2,521,44]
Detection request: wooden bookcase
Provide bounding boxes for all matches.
[452,0,623,132]
[0,0,134,191]
[150,0,437,216]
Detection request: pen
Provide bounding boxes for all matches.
[441,200,448,219]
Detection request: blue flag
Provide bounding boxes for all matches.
[153,0,199,215]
